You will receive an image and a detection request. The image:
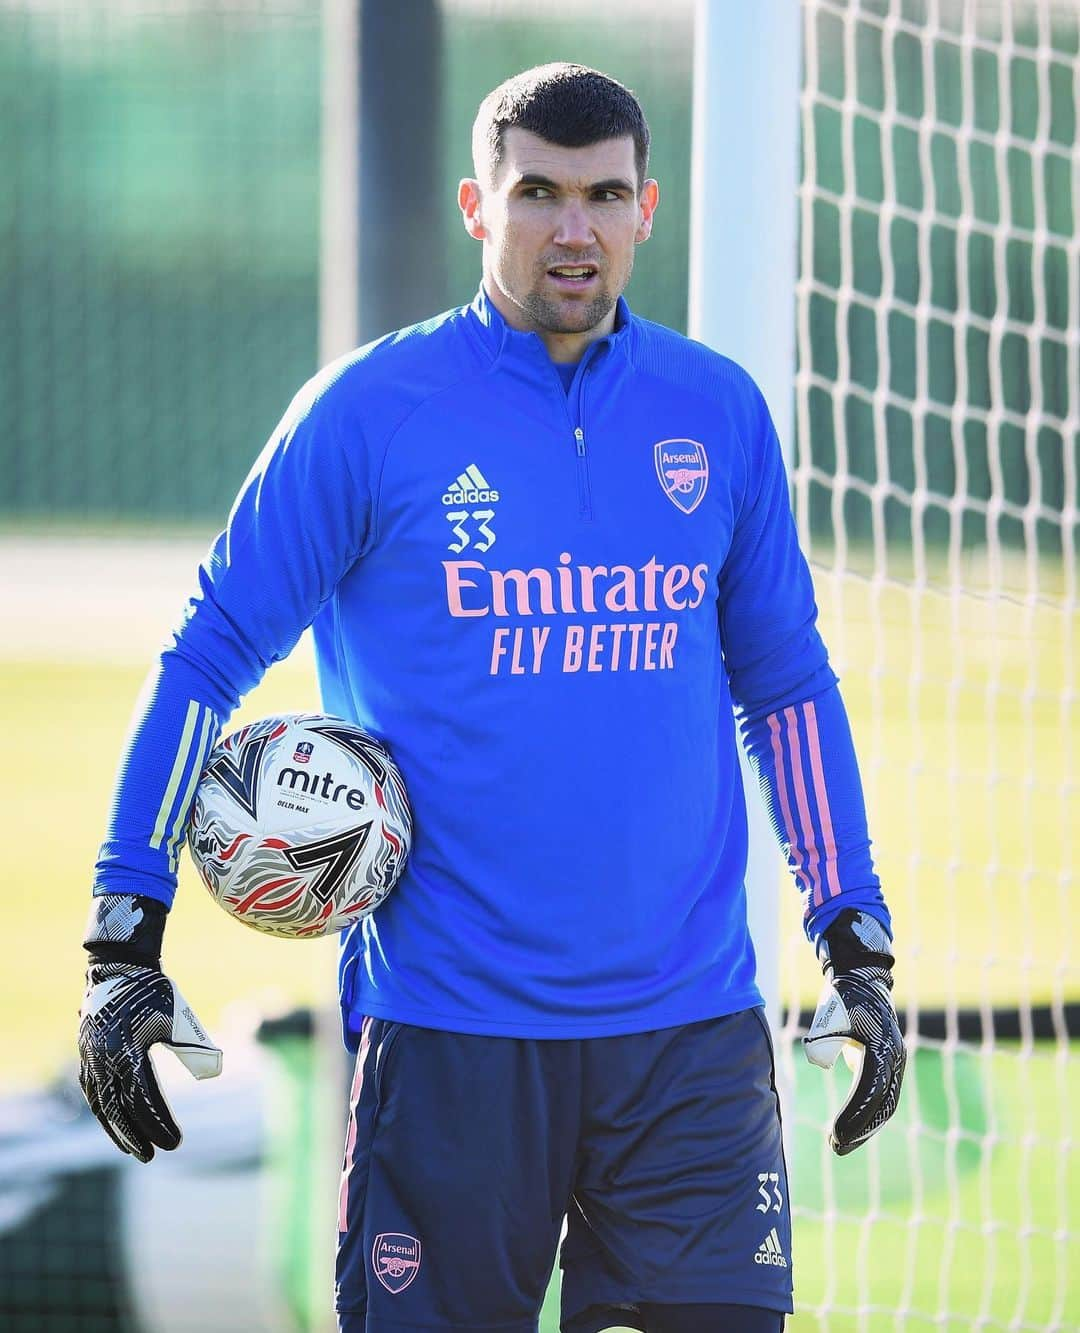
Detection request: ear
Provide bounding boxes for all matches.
[635,179,660,244]
[458,178,487,241]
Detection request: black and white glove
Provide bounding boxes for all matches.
[803,908,906,1156]
[79,894,222,1163]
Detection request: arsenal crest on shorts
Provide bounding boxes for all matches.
[372,1232,422,1293]
[654,438,709,514]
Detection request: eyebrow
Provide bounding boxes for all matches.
[514,172,635,194]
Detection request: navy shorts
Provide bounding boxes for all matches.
[336,1008,792,1332]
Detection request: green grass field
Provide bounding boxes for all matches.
[2,540,1076,1329]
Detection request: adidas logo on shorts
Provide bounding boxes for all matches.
[442,464,500,506]
[754,1227,788,1267]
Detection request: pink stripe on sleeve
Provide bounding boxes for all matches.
[768,711,811,897]
[338,1016,372,1234]
[784,705,824,907]
[803,699,843,900]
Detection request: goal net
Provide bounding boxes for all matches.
[786,1,1078,1328]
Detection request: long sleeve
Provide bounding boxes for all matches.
[716,375,890,942]
[741,683,889,941]
[93,365,373,906]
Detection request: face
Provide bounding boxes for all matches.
[459,128,659,354]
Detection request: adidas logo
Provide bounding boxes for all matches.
[442,464,500,506]
[753,1228,788,1268]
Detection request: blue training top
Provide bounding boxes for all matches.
[94,287,889,1044]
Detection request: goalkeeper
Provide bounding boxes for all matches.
[79,63,904,1333]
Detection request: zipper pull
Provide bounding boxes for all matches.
[574,427,586,456]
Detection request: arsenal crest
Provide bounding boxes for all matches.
[654,438,709,514]
[372,1232,422,1294]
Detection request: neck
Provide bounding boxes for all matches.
[482,274,617,364]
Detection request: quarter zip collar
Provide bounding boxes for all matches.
[467,283,634,374]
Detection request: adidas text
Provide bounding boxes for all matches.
[754,1229,788,1268]
[442,487,500,506]
[754,1250,788,1267]
[442,464,499,507]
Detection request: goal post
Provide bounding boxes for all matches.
[688,0,804,1030]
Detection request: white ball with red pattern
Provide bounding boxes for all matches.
[186,713,412,939]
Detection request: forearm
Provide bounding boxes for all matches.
[93,497,328,904]
[92,646,241,905]
[740,681,891,942]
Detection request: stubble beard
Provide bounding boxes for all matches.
[518,285,616,336]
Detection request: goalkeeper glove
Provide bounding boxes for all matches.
[79,894,222,1163]
[803,908,906,1156]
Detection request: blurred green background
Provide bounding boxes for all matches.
[3,0,1076,551]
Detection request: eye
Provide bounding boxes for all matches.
[593,190,621,203]
[521,186,554,200]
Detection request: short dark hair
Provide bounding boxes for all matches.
[472,63,651,189]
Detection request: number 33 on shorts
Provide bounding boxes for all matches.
[755,1171,784,1214]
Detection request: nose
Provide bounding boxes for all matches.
[552,200,595,248]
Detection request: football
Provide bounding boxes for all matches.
[186,713,411,938]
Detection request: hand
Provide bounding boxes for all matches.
[803,908,906,1156]
[79,894,222,1163]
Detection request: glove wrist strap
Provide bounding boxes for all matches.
[84,894,167,968]
[817,908,895,979]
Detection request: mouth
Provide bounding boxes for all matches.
[545,263,600,290]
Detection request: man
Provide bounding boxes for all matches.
[79,64,904,1333]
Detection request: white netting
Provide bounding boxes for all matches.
[787,1,1078,1329]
